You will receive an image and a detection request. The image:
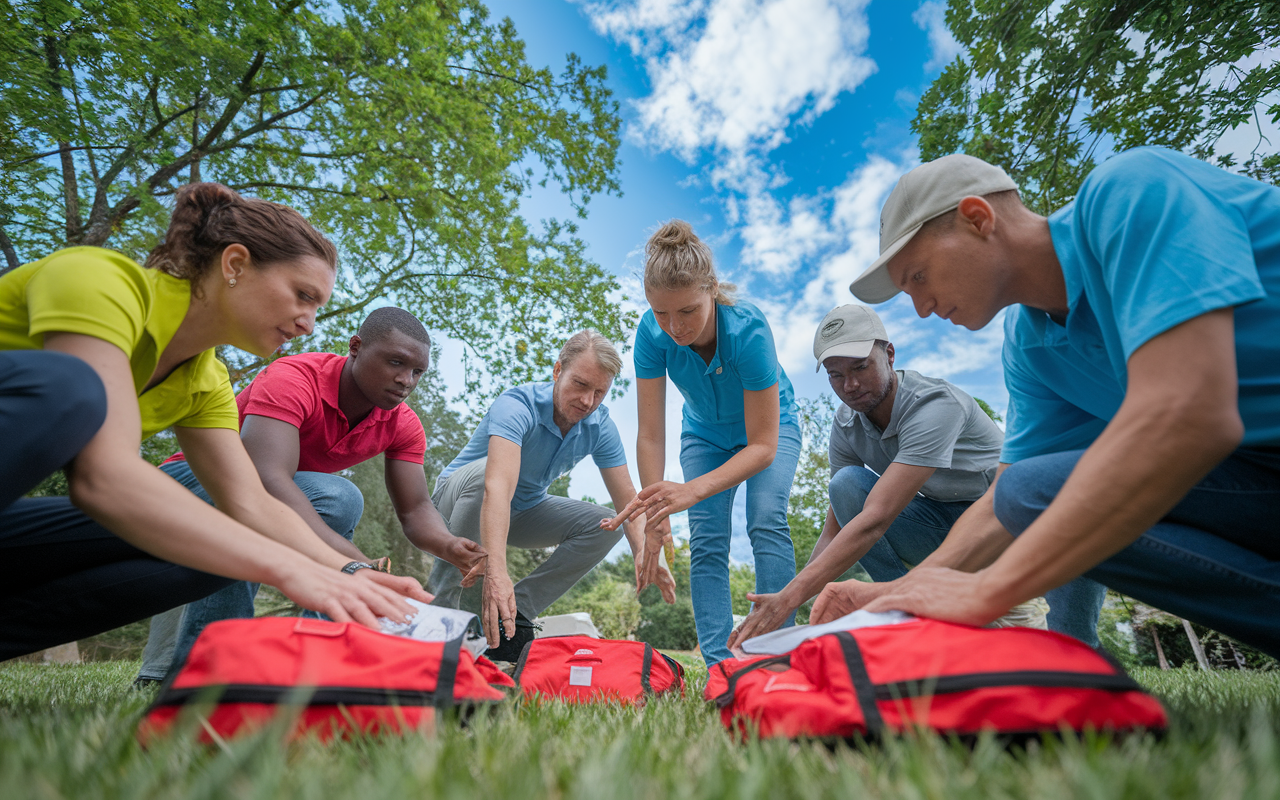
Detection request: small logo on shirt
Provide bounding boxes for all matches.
[821,319,845,340]
[574,649,594,656]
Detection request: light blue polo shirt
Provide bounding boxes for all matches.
[1001,147,1280,463]
[634,300,798,451]
[438,382,628,512]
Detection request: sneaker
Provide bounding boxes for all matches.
[485,611,538,663]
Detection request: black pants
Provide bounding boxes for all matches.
[0,350,232,661]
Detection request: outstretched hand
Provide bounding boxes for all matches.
[727,591,795,649]
[635,544,678,604]
[860,567,1008,626]
[277,565,428,629]
[809,578,891,625]
[605,480,701,529]
[446,538,488,588]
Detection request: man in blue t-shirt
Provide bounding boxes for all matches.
[811,147,1280,658]
[427,330,675,661]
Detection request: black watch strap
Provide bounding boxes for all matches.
[341,561,375,575]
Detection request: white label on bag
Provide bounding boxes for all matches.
[569,666,593,686]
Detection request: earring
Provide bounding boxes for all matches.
[228,278,237,287]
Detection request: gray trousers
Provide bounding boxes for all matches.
[427,458,621,619]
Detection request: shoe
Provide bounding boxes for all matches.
[485,611,538,663]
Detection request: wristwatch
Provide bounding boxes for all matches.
[341,561,376,575]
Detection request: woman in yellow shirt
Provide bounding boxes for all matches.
[0,183,427,659]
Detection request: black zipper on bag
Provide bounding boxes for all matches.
[872,670,1143,701]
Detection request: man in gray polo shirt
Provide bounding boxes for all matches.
[732,304,1030,645]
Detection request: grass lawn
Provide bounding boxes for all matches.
[2,658,1278,800]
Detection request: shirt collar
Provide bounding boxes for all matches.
[697,304,725,375]
[316,353,396,426]
[536,382,570,441]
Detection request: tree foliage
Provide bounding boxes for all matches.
[914,1,1280,212]
[1,0,632,398]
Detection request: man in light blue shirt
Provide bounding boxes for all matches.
[811,147,1280,659]
[428,330,674,661]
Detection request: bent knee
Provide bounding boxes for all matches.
[993,457,1068,535]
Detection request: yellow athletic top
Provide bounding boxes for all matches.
[0,246,239,440]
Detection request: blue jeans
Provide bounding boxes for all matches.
[827,466,972,581]
[136,460,365,681]
[994,447,1280,658]
[681,423,801,666]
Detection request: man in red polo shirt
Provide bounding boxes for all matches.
[137,307,485,682]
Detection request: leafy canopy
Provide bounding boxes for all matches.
[914,1,1280,212]
[0,0,631,396]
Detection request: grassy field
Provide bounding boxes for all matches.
[2,659,1278,800]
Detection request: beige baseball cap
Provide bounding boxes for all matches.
[813,304,887,371]
[849,154,1018,304]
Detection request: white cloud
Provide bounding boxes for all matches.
[583,0,876,160]
[912,1,963,73]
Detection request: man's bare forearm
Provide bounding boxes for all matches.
[479,491,512,574]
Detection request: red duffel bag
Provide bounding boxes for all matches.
[138,617,507,744]
[514,635,685,705]
[706,618,1167,741]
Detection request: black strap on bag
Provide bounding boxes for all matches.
[835,631,884,736]
[640,644,655,695]
[434,634,463,711]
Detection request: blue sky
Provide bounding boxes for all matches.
[438,0,1006,560]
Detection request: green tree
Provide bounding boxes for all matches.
[914,1,1280,212]
[1,0,631,396]
[787,395,837,570]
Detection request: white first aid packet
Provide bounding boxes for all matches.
[378,598,488,659]
[740,609,913,655]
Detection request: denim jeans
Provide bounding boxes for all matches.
[681,422,801,666]
[827,465,971,580]
[136,460,365,681]
[426,457,621,622]
[994,447,1280,658]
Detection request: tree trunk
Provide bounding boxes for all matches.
[0,224,19,275]
[1228,640,1248,670]
[1151,628,1169,670]
[1182,618,1211,671]
[42,34,82,242]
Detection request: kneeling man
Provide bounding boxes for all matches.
[428,330,675,661]
[817,147,1280,659]
[139,307,484,681]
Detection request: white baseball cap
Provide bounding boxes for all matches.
[813,304,888,371]
[849,154,1018,304]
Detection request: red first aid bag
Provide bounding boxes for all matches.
[138,617,508,744]
[513,636,686,704]
[706,618,1167,741]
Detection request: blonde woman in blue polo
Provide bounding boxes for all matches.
[613,220,801,665]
